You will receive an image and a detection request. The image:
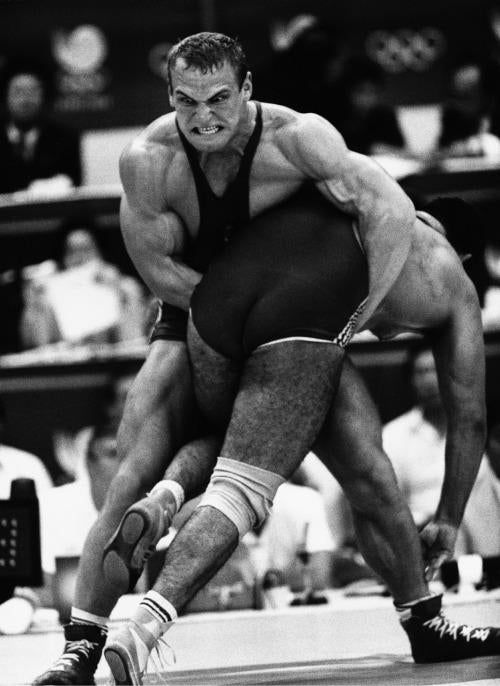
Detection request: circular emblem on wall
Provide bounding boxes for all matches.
[52,24,108,75]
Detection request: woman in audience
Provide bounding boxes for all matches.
[19,223,147,349]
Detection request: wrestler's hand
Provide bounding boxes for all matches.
[419,520,458,582]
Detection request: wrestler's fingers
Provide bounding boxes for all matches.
[425,552,450,582]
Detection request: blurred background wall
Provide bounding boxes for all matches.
[0,0,494,183]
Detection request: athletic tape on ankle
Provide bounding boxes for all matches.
[197,457,286,538]
[149,480,185,513]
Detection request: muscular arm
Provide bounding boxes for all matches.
[431,273,486,527]
[290,114,416,322]
[119,143,201,310]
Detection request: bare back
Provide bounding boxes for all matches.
[364,219,481,340]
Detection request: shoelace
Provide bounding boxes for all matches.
[147,633,176,684]
[51,639,99,671]
[125,619,176,684]
[423,613,491,642]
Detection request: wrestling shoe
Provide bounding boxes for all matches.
[401,594,500,663]
[104,620,174,686]
[103,498,169,594]
[32,623,106,684]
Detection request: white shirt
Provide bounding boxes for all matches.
[0,444,53,500]
[6,124,39,161]
[301,452,353,548]
[482,286,500,332]
[382,407,446,526]
[257,482,335,577]
[38,473,97,575]
[383,407,490,544]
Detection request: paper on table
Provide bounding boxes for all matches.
[44,263,121,342]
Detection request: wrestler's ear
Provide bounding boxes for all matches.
[242,71,252,100]
[167,74,174,107]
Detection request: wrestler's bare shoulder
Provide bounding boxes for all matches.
[371,221,477,336]
[259,102,342,166]
[119,113,188,194]
[409,221,465,284]
[121,113,176,160]
[260,101,333,133]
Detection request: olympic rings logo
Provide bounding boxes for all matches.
[366,28,446,73]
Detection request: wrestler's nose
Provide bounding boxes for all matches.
[196,102,213,121]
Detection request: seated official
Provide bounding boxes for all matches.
[0,58,81,195]
[482,239,500,331]
[20,226,147,349]
[38,427,123,607]
[382,345,447,529]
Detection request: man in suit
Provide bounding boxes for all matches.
[0,58,81,194]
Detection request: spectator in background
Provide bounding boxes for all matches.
[257,14,341,120]
[19,223,147,349]
[481,236,500,331]
[332,55,406,156]
[437,54,500,158]
[381,345,500,569]
[38,426,123,607]
[253,466,335,593]
[53,372,135,482]
[383,344,494,537]
[37,373,134,606]
[297,451,353,552]
[487,3,500,140]
[0,58,81,195]
[382,344,447,529]
[297,452,381,590]
[0,397,53,500]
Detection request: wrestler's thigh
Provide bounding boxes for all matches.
[313,357,388,484]
[187,316,241,431]
[222,340,344,477]
[116,339,196,486]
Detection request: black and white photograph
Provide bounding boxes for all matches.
[0,1,500,684]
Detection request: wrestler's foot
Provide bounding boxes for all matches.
[401,595,500,663]
[32,623,106,684]
[103,497,171,594]
[104,621,172,686]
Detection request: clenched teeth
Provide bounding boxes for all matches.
[197,126,220,135]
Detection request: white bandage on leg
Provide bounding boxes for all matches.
[197,457,286,538]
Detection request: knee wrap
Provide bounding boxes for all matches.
[197,457,286,538]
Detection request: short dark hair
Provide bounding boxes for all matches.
[421,196,487,304]
[166,32,248,92]
[0,57,54,101]
[422,196,484,256]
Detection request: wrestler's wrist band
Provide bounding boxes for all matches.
[149,479,185,513]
